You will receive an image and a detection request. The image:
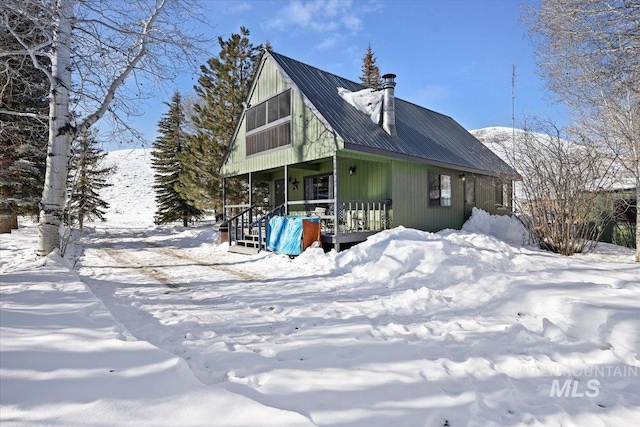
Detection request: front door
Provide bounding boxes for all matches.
[464,178,476,221]
[274,179,285,208]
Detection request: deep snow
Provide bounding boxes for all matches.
[1,141,639,426]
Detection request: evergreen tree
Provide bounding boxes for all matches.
[360,44,382,89]
[179,27,262,214]
[0,4,49,226]
[152,91,202,226]
[66,130,115,229]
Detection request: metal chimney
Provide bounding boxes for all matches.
[381,73,397,137]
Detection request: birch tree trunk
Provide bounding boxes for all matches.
[37,0,74,257]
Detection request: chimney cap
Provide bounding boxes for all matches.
[382,73,396,80]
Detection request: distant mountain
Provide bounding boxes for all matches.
[470,126,635,192]
[470,126,517,144]
[469,126,522,169]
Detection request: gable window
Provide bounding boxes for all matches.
[429,173,451,207]
[304,174,334,201]
[246,89,291,156]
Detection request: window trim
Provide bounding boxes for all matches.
[246,115,291,137]
[429,172,452,207]
[304,173,334,201]
[246,89,291,137]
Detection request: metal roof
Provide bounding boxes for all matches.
[268,51,518,176]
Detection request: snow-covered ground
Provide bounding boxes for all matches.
[1,147,639,426]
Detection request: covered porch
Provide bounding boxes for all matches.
[222,154,392,252]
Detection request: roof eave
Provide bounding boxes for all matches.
[343,142,521,178]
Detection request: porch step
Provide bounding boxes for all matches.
[228,244,260,255]
[236,238,263,248]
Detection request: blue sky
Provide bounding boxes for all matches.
[106,0,566,150]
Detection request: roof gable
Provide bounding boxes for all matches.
[268,51,517,176]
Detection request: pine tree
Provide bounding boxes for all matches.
[66,130,115,229]
[179,27,262,214]
[152,91,202,226]
[360,44,382,90]
[0,4,49,230]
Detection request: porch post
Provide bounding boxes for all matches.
[284,164,289,215]
[222,177,226,220]
[333,154,340,251]
[248,172,253,222]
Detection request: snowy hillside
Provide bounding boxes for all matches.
[101,148,157,226]
[471,126,636,192]
[470,126,518,145]
[470,126,523,168]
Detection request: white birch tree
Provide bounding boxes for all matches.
[1,0,206,257]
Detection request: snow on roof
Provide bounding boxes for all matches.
[337,87,382,124]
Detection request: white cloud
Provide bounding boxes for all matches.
[341,14,362,32]
[316,35,339,51]
[228,2,252,14]
[261,0,383,52]
[266,0,367,36]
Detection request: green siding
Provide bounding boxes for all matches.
[475,175,511,215]
[337,153,391,201]
[220,58,343,177]
[391,162,466,231]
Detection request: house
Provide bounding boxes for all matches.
[593,178,637,247]
[219,51,518,253]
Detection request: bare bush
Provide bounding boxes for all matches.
[508,120,617,255]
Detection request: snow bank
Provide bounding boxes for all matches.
[462,206,530,246]
[337,86,382,124]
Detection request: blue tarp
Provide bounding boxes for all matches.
[267,216,319,256]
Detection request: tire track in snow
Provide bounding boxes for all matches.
[93,241,273,347]
[144,241,263,282]
[99,240,261,285]
[83,239,281,384]
[102,247,183,288]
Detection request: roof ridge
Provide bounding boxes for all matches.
[269,50,365,89]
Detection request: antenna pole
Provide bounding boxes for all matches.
[511,64,517,213]
[511,64,516,147]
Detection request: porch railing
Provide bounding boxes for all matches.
[339,199,392,233]
[223,203,286,250]
[252,203,285,251]
[286,199,392,235]
[224,204,254,246]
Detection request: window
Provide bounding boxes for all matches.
[246,89,291,155]
[247,122,291,155]
[429,173,451,207]
[304,174,334,201]
[494,179,504,206]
